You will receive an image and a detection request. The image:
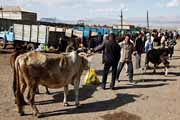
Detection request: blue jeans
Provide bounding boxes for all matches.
[117,61,133,81]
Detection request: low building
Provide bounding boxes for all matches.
[113,22,135,30]
[0,6,37,21]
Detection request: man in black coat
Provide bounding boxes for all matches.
[135,33,144,69]
[94,33,120,90]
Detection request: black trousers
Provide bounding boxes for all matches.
[145,53,150,66]
[116,61,133,81]
[168,47,174,58]
[102,63,118,87]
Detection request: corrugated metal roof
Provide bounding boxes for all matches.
[0,6,33,13]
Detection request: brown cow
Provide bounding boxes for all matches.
[14,51,89,116]
[11,48,50,103]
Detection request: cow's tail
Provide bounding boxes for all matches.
[12,51,24,97]
[12,60,17,98]
[13,60,21,101]
[14,60,25,115]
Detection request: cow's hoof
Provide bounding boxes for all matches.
[19,111,25,116]
[36,113,41,118]
[22,100,28,106]
[46,91,51,95]
[75,103,80,108]
[64,103,70,107]
[33,112,40,117]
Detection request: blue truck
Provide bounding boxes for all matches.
[0,26,14,49]
[74,26,110,39]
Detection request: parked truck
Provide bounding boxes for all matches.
[0,24,65,49]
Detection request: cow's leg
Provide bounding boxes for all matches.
[27,84,39,116]
[16,89,25,116]
[45,86,50,95]
[74,78,80,107]
[63,85,69,107]
[36,86,40,94]
[165,67,168,76]
[162,59,169,76]
[20,82,28,105]
[153,64,156,73]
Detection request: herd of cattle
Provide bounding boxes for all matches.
[9,44,171,117]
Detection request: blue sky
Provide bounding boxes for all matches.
[1,0,180,25]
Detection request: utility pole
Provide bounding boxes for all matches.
[120,9,123,30]
[0,7,3,18]
[147,10,149,30]
[0,0,4,19]
[0,5,3,31]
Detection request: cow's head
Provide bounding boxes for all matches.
[78,52,91,70]
[76,47,88,54]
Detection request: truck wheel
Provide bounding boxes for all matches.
[27,43,35,51]
[0,38,6,49]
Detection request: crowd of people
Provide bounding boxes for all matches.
[88,30,179,90]
[57,29,178,90]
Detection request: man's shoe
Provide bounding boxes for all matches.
[117,79,121,82]
[129,79,134,83]
[110,83,115,90]
[110,87,116,90]
[101,84,106,90]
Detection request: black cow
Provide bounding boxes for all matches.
[144,48,170,76]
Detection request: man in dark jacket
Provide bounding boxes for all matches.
[135,33,144,69]
[94,33,120,90]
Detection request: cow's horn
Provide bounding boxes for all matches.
[78,52,87,57]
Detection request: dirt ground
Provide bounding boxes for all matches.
[0,41,180,120]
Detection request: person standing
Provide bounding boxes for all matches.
[167,32,176,59]
[161,33,166,48]
[173,30,177,41]
[135,33,144,69]
[116,34,135,82]
[94,33,120,90]
[144,35,153,68]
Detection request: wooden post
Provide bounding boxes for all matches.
[0,6,3,31]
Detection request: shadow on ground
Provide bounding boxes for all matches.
[96,69,112,76]
[95,69,104,76]
[135,79,176,83]
[0,49,14,54]
[119,79,176,83]
[134,72,180,77]
[39,93,141,118]
[114,83,168,90]
[35,85,98,105]
[172,56,180,60]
